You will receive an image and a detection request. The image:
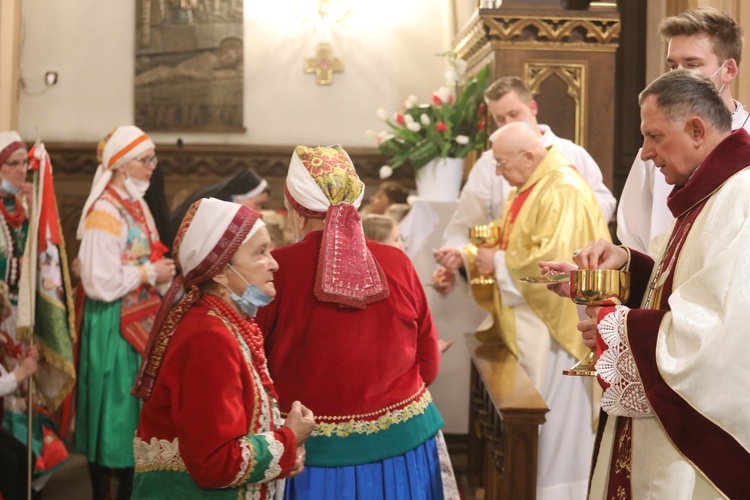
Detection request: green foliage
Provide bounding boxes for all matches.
[374,64,491,172]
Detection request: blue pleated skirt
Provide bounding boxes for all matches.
[284,436,444,500]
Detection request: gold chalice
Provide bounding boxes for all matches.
[469,224,500,285]
[563,269,630,377]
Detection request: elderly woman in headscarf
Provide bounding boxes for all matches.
[256,145,457,499]
[75,126,175,499]
[131,198,314,499]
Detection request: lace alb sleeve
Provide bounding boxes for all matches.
[596,306,653,417]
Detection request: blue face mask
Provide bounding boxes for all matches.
[226,264,274,317]
[0,178,19,196]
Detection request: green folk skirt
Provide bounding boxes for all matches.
[74,298,141,468]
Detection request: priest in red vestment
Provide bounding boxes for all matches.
[132,198,314,499]
[256,145,458,499]
[545,69,750,498]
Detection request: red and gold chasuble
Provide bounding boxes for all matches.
[498,147,610,359]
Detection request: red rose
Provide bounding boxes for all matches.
[436,121,448,133]
[395,113,405,125]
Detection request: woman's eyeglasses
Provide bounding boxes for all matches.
[134,156,159,167]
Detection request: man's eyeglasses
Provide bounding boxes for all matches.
[491,150,526,169]
[3,158,29,169]
[134,155,159,167]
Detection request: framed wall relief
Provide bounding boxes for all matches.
[135,0,245,132]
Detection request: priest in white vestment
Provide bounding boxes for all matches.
[549,70,750,499]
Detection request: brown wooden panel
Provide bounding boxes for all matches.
[465,334,548,499]
[454,5,620,190]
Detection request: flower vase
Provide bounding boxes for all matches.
[415,157,464,202]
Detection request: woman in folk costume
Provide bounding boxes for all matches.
[75,126,175,499]
[0,132,31,369]
[0,133,36,500]
[0,132,69,497]
[131,198,314,499]
[255,145,458,499]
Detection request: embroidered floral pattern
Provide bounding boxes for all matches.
[596,306,653,416]
[294,145,363,205]
[83,209,122,237]
[133,436,187,473]
[313,390,433,438]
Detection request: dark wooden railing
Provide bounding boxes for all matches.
[466,334,548,499]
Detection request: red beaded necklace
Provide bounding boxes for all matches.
[0,196,25,228]
[203,294,279,401]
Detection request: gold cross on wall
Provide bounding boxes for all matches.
[304,43,344,85]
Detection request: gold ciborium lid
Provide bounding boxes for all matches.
[469,224,500,248]
[570,269,630,306]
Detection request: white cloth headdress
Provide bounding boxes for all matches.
[76,126,155,239]
[177,198,265,279]
[0,131,26,165]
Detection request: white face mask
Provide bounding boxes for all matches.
[122,167,150,199]
[710,59,728,94]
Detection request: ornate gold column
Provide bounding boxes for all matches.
[0,0,22,130]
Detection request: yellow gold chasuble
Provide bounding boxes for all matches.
[487,146,610,358]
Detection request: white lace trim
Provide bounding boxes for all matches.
[133,436,187,472]
[596,306,653,417]
[225,437,256,487]
[262,432,284,481]
[435,431,460,499]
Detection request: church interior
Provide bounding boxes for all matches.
[1,0,749,498]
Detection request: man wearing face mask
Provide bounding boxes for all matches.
[75,125,176,499]
[617,7,750,254]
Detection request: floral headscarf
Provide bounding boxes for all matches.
[284,145,389,309]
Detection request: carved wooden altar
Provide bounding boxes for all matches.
[453,3,620,189]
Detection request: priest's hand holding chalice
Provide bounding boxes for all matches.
[537,239,631,377]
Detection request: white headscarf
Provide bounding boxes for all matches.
[76,126,155,239]
[177,197,265,278]
[0,131,26,165]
